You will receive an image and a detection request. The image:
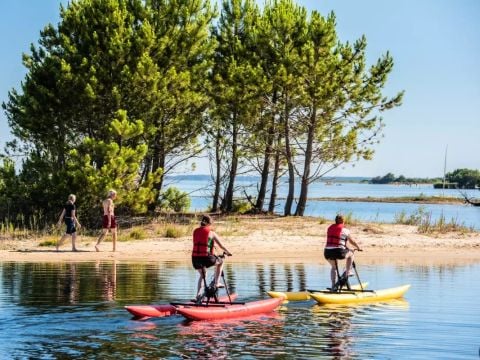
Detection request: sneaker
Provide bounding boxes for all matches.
[216,283,225,288]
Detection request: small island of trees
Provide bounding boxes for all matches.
[369,169,480,190]
[368,173,440,185]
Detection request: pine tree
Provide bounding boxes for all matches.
[67,110,161,224]
[294,11,403,215]
[211,0,263,212]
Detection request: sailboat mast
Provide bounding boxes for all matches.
[442,145,448,191]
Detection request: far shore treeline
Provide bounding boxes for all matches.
[369,170,480,189]
[0,0,404,228]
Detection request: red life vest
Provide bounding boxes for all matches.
[192,226,213,257]
[326,223,346,248]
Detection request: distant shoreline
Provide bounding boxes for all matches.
[285,196,467,205]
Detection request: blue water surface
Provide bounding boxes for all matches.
[0,260,478,359]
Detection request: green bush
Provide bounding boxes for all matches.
[231,200,252,214]
[158,187,191,213]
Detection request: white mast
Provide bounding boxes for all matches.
[442,145,448,193]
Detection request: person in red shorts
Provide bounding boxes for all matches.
[95,190,117,252]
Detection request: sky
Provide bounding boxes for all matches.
[0,0,479,178]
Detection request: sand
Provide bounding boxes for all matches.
[1,217,479,265]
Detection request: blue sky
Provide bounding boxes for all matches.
[1,0,479,178]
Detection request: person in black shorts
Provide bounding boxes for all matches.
[57,194,81,251]
[192,215,232,298]
[324,215,362,289]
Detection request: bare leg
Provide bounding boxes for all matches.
[196,268,205,298]
[57,234,68,251]
[327,259,337,289]
[71,233,78,251]
[96,229,108,252]
[345,252,354,276]
[214,262,225,287]
[112,227,117,252]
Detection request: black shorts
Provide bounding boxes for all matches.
[192,255,219,270]
[324,248,348,260]
[64,218,76,234]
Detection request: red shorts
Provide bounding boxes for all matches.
[102,215,116,229]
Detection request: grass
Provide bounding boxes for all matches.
[1,212,477,249]
[164,225,184,238]
[394,207,474,234]
[38,237,58,247]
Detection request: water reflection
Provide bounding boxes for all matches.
[176,313,286,359]
[0,260,478,359]
[0,261,161,306]
[310,300,410,359]
[95,260,117,301]
[256,263,267,294]
[255,262,308,294]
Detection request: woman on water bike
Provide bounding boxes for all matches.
[192,215,232,299]
[324,214,362,290]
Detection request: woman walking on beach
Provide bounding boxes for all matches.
[95,190,117,252]
[192,215,232,299]
[324,214,362,289]
[56,194,81,251]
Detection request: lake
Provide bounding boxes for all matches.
[166,176,480,230]
[1,260,479,359]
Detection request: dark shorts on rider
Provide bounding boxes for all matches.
[192,255,221,270]
[324,248,349,260]
[64,218,76,234]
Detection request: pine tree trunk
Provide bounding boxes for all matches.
[268,136,281,213]
[283,95,294,216]
[222,115,238,212]
[212,128,222,212]
[295,118,315,216]
[256,93,277,212]
[255,121,274,212]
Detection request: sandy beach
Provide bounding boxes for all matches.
[1,216,479,265]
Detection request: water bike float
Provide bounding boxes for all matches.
[125,294,238,319]
[309,284,411,305]
[174,297,284,321]
[267,283,369,302]
[125,294,284,321]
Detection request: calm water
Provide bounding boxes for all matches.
[166,178,480,230]
[1,260,479,359]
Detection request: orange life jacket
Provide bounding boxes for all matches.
[326,223,346,248]
[192,226,213,257]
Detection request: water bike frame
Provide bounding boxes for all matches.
[318,248,375,294]
[173,252,245,307]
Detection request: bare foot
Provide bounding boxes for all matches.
[95,245,100,252]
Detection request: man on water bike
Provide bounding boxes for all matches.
[324,214,362,290]
[192,215,232,299]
